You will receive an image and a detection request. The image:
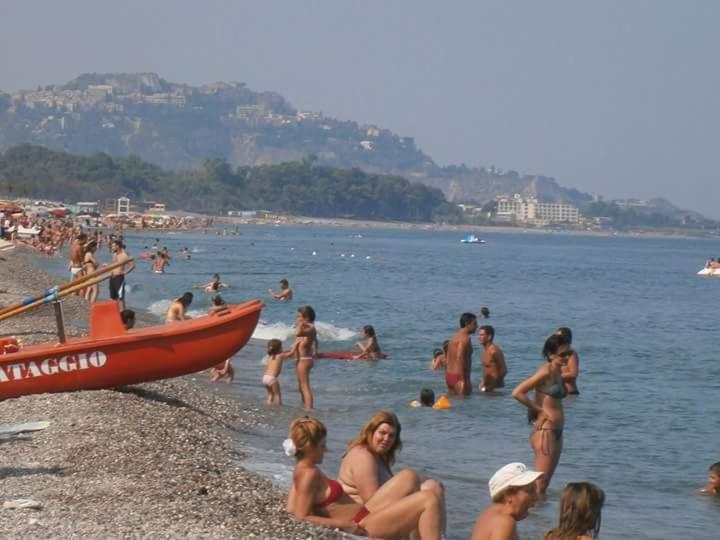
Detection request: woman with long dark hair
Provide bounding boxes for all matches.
[512,333,572,494]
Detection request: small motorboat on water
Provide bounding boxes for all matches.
[0,298,263,400]
[461,234,486,244]
[697,267,720,277]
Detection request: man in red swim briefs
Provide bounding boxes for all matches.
[445,312,477,396]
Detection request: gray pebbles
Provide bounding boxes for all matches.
[0,247,345,539]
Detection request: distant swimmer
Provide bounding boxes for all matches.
[700,462,720,495]
[268,278,293,301]
[165,292,193,323]
[151,251,169,273]
[479,306,490,319]
[556,327,580,395]
[478,325,507,392]
[197,273,228,293]
[355,325,382,359]
[445,313,477,396]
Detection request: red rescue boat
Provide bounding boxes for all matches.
[0,299,263,400]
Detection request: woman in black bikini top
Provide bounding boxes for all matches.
[512,333,573,494]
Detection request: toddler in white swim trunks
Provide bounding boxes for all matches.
[262,338,294,405]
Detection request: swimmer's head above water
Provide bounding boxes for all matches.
[419,388,435,407]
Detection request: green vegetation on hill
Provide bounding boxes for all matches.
[0,144,459,222]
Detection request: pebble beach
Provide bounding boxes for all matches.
[0,247,344,539]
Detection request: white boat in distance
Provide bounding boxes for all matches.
[461,234,486,244]
[698,267,720,277]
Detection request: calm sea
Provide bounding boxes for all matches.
[39,226,720,539]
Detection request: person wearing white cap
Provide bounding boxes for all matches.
[470,462,543,540]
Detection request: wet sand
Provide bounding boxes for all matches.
[0,247,344,539]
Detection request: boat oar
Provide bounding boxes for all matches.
[0,258,133,319]
[0,273,115,323]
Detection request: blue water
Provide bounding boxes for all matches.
[38,226,719,538]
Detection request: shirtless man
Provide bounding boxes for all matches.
[109,240,135,309]
[445,313,477,396]
[470,463,542,540]
[478,325,507,392]
[166,292,193,323]
[269,278,293,301]
[68,232,87,280]
[294,305,317,409]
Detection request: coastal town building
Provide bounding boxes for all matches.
[496,194,581,224]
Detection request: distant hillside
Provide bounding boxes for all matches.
[0,72,703,222]
[0,73,590,202]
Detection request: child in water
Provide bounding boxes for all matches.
[262,338,294,405]
[210,296,234,383]
[355,325,382,359]
[701,462,720,495]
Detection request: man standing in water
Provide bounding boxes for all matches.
[68,232,87,280]
[109,240,135,310]
[445,312,477,396]
[478,325,507,392]
[269,278,293,301]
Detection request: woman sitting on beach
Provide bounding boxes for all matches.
[338,411,445,521]
[512,333,572,494]
[286,417,444,539]
[543,482,605,540]
[355,325,383,359]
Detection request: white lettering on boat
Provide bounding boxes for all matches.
[0,351,107,383]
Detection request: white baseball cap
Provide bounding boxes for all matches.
[489,463,543,499]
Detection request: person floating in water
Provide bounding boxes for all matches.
[700,462,720,495]
[268,278,293,301]
[151,251,169,273]
[355,325,382,359]
[479,306,490,319]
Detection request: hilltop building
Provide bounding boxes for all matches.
[496,194,580,225]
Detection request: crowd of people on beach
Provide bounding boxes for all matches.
[9,222,716,539]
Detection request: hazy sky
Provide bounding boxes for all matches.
[1,1,718,216]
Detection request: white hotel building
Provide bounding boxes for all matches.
[496,194,580,224]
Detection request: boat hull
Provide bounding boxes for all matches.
[0,299,263,400]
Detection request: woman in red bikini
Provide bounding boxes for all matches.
[286,417,444,539]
